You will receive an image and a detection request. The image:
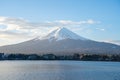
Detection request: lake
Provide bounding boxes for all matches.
[0,61,120,80]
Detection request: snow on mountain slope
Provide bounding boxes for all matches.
[35,27,88,41]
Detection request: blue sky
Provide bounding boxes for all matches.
[0,0,120,45]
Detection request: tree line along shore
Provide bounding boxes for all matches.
[0,53,120,61]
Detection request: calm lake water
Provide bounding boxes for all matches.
[0,61,120,80]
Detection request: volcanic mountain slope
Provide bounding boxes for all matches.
[0,27,120,55]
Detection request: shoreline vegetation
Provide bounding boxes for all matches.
[0,53,120,62]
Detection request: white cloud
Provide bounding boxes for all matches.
[54,19,100,26]
[0,17,7,21]
[87,19,100,24]
[0,16,101,46]
[96,28,105,31]
[105,40,120,45]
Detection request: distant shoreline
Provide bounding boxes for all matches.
[0,53,120,62]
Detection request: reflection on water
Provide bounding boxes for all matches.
[0,61,120,80]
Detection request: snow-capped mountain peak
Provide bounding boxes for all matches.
[37,27,88,41]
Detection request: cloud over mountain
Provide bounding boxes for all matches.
[0,16,101,46]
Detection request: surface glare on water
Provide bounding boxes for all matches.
[0,61,120,80]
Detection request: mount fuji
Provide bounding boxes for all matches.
[0,27,120,55]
